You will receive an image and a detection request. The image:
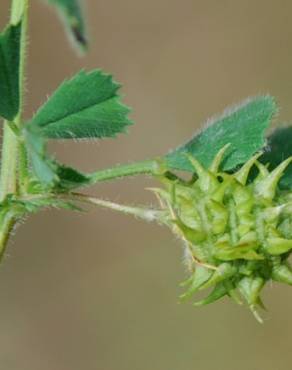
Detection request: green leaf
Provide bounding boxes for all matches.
[24,127,90,190]
[0,22,21,120]
[166,96,277,172]
[259,125,292,189]
[27,69,132,139]
[25,68,132,187]
[45,0,87,51]
[55,164,90,191]
[24,128,58,186]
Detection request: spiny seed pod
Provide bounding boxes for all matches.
[151,146,292,322]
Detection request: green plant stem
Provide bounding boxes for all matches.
[0,0,28,201]
[0,125,18,200]
[68,193,165,222]
[16,0,30,193]
[88,159,162,184]
[20,192,167,223]
[0,0,29,258]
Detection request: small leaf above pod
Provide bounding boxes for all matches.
[166,96,277,173]
[260,125,292,189]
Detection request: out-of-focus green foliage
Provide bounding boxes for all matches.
[261,126,292,189]
[45,0,87,51]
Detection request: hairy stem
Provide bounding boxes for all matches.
[21,192,166,223]
[69,192,165,222]
[88,159,163,183]
[0,0,28,200]
[0,126,18,199]
[0,0,29,257]
[16,0,30,193]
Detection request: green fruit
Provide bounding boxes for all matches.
[153,146,292,322]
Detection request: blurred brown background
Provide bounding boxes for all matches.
[1,1,292,369]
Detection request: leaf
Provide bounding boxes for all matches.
[166,96,277,172]
[45,0,87,51]
[259,125,292,189]
[27,69,132,139]
[24,128,58,186]
[24,127,90,190]
[55,164,90,191]
[25,69,131,188]
[0,22,21,120]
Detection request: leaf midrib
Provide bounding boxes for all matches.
[31,76,118,129]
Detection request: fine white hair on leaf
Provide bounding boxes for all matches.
[169,94,277,155]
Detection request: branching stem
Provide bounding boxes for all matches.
[0,0,166,262]
[0,0,28,200]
